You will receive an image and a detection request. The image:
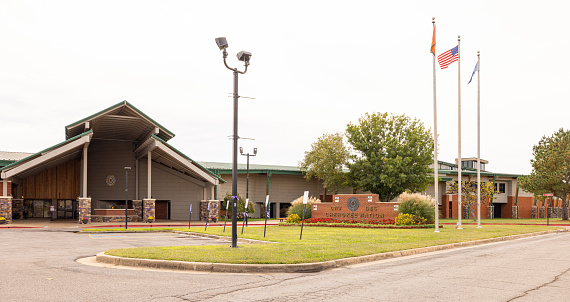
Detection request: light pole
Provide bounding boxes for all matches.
[240,147,257,200]
[124,167,131,229]
[215,37,252,248]
[240,147,257,227]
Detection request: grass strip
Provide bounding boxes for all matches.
[103,224,558,264]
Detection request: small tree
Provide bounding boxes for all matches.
[223,192,255,219]
[299,133,349,194]
[446,181,498,220]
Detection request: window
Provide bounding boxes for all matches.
[495,183,506,193]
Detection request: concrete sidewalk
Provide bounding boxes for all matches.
[0,218,280,229]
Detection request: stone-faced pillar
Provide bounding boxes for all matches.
[143,199,155,222]
[200,200,220,222]
[78,197,92,224]
[133,200,142,221]
[0,196,13,224]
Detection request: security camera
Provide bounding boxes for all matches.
[215,37,228,50]
[237,51,252,62]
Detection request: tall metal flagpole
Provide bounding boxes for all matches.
[432,17,439,232]
[457,35,462,230]
[477,51,482,228]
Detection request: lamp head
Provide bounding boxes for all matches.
[237,51,252,63]
[240,147,243,154]
[215,37,228,50]
[253,148,257,155]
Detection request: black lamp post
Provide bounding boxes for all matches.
[240,147,257,227]
[215,37,252,248]
[124,167,131,229]
[240,147,257,200]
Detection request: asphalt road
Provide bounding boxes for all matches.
[1,228,570,302]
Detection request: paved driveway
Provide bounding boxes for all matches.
[2,228,570,301]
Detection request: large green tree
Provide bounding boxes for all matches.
[519,128,570,220]
[346,112,434,202]
[299,132,350,193]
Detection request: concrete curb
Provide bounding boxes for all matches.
[96,228,567,274]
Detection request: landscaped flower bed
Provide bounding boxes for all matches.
[279,217,440,229]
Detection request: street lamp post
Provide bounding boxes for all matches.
[240,147,257,227]
[124,167,131,230]
[215,37,252,248]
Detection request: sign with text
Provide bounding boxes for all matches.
[303,191,309,204]
[312,194,399,221]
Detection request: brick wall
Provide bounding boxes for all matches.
[312,194,399,222]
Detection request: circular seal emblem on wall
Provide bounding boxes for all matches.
[106,175,116,187]
[347,197,359,211]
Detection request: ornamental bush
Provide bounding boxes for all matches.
[286,195,321,220]
[286,214,301,223]
[397,192,435,223]
[287,203,311,220]
[395,213,427,225]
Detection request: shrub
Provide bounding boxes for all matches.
[286,214,301,223]
[223,192,255,218]
[397,192,435,223]
[287,203,311,220]
[286,195,321,220]
[290,195,321,207]
[395,213,427,225]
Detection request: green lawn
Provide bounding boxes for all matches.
[440,218,570,225]
[103,224,560,264]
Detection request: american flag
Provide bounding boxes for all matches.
[437,45,459,69]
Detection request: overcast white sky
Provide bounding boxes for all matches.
[1,0,569,175]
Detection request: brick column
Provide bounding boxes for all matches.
[0,196,13,224]
[78,197,91,224]
[133,200,142,221]
[143,199,155,222]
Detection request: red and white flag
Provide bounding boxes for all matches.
[437,45,458,69]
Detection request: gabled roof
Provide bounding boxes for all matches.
[134,135,225,185]
[65,101,175,142]
[1,130,93,179]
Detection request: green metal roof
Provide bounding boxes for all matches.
[65,101,175,141]
[151,135,226,183]
[198,161,305,176]
[0,130,94,172]
[437,169,522,178]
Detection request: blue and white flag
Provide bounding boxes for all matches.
[468,62,478,84]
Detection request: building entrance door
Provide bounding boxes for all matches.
[57,200,77,219]
[155,200,170,220]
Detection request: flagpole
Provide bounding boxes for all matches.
[477,51,482,228]
[432,17,439,232]
[457,35,462,230]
